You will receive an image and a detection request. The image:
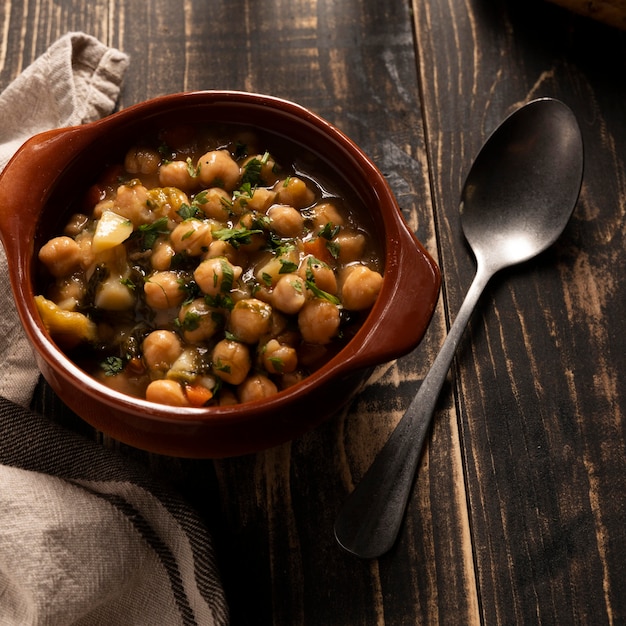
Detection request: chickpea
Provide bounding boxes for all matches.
[144,271,186,309]
[241,153,280,185]
[218,388,239,406]
[255,246,299,287]
[63,213,89,237]
[335,231,366,264]
[195,187,232,220]
[151,239,175,270]
[298,298,340,345]
[205,239,247,267]
[143,330,183,374]
[170,219,213,256]
[75,232,95,270]
[235,212,266,252]
[299,256,338,294]
[178,298,223,343]
[228,298,273,344]
[274,176,315,209]
[340,265,383,311]
[212,339,251,385]
[197,150,241,191]
[113,182,153,226]
[267,204,304,238]
[39,236,82,277]
[233,187,276,214]
[194,256,242,296]
[146,379,190,407]
[279,370,306,389]
[309,202,345,229]
[97,369,150,398]
[272,273,306,314]
[261,339,298,374]
[146,186,190,221]
[238,374,278,403]
[124,146,161,175]
[158,160,198,191]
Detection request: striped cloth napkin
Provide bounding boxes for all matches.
[0,33,228,626]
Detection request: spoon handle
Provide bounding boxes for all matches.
[334,264,493,559]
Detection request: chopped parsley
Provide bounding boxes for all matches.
[233,182,255,208]
[319,222,340,240]
[218,258,235,293]
[305,256,341,304]
[279,259,298,274]
[204,293,234,311]
[305,280,341,305]
[326,240,340,259]
[213,359,231,374]
[177,203,202,220]
[177,277,201,304]
[180,311,201,331]
[241,151,270,187]
[193,190,208,205]
[268,356,284,372]
[186,157,200,178]
[101,355,125,376]
[136,217,170,250]
[213,226,263,249]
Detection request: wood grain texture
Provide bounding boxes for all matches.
[412,0,626,624]
[6,0,626,624]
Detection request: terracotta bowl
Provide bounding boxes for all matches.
[0,91,440,458]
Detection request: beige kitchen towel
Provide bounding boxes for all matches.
[0,396,228,626]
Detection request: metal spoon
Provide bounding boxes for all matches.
[334,98,584,559]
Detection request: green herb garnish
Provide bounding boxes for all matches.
[279,259,298,274]
[213,226,263,249]
[101,356,125,376]
[319,222,340,240]
[177,203,202,220]
[137,217,170,250]
[186,157,200,178]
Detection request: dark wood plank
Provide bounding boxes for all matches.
[413,0,626,623]
[7,0,626,623]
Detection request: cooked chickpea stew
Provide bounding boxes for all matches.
[36,124,384,408]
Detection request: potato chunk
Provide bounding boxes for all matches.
[92,210,134,254]
[35,295,97,347]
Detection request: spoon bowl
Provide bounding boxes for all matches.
[334,98,583,559]
[461,99,583,272]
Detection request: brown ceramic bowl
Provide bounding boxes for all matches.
[0,91,439,458]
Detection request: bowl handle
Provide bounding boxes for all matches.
[0,126,94,249]
[340,219,441,373]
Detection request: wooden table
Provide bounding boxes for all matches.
[4,0,626,623]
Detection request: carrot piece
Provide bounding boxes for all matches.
[184,384,214,407]
[303,236,334,265]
